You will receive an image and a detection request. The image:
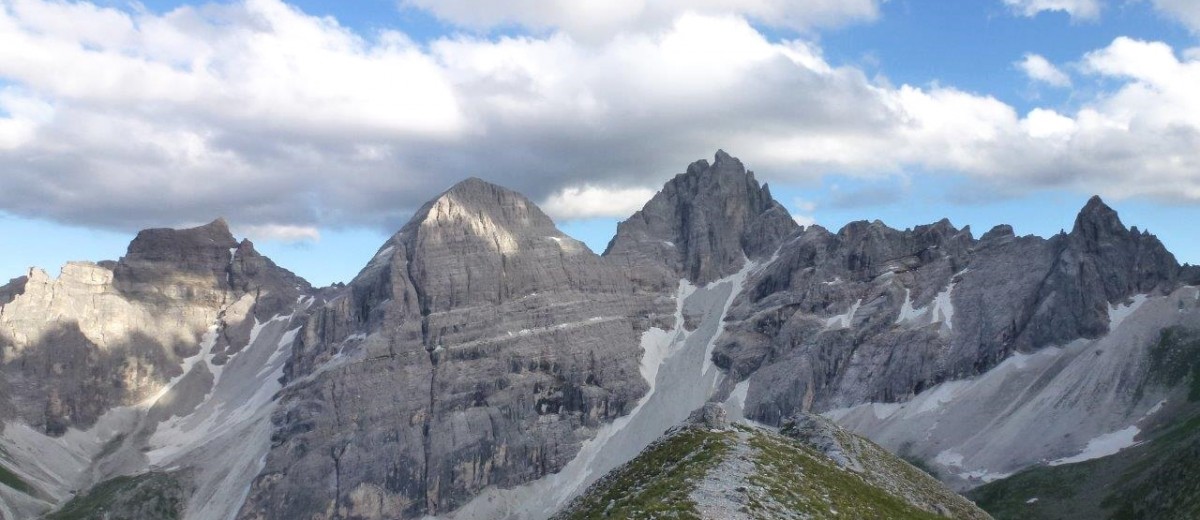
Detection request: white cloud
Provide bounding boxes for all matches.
[1,1,1199,238]
[400,0,882,40]
[237,224,321,243]
[1003,0,1101,19]
[1017,53,1072,87]
[792,198,817,213]
[792,214,817,227]
[540,186,657,220]
[1154,0,1200,32]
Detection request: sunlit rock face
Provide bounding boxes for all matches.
[2,151,1197,520]
[239,178,664,519]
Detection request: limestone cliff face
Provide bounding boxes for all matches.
[714,195,1185,423]
[240,179,661,519]
[0,219,308,435]
[4,151,1196,520]
[604,150,799,289]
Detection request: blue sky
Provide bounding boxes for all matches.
[1,0,1199,286]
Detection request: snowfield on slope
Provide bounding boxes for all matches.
[826,287,1200,490]
[438,261,758,520]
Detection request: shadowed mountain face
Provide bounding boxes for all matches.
[0,151,1195,520]
[717,193,1182,424]
[605,150,799,289]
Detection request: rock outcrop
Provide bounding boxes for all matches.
[239,178,661,519]
[604,150,799,289]
[3,151,1196,520]
[0,219,309,436]
[0,219,313,519]
[716,195,1183,423]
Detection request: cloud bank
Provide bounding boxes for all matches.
[0,0,1198,236]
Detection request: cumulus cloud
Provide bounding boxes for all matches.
[540,185,657,219]
[400,0,882,40]
[792,214,817,227]
[1003,0,1101,19]
[1153,0,1200,32]
[236,224,322,243]
[1017,53,1072,87]
[0,0,1199,238]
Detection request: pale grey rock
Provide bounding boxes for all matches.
[604,150,799,288]
[240,178,661,519]
[0,275,26,306]
[716,196,1184,424]
[780,412,857,470]
[686,403,730,431]
[0,219,308,436]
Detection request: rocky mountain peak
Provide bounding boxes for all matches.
[1064,195,1178,298]
[605,150,800,286]
[1072,195,1126,240]
[407,176,559,238]
[120,218,238,264]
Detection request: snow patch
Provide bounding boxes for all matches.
[638,280,695,392]
[895,288,928,324]
[1108,294,1148,330]
[929,282,956,330]
[440,260,757,520]
[1144,399,1167,418]
[1049,426,1141,466]
[825,299,862,330]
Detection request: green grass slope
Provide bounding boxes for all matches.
[46,471,190,520]
[555,408,990,520]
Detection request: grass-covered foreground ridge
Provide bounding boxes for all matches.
[555,427,733,519]
[554,404,991,519]
[46,471,190,520]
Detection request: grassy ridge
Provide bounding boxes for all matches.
[556,420,991,520]
[47,472,188,520]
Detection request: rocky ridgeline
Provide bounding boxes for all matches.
[0,219,307,436]
[0,151,1194,519]
[717,194,1180,422]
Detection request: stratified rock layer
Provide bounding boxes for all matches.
[240,179,660,519]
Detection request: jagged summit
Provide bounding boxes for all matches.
[1073,194,1126,237]
[605,150,799,286]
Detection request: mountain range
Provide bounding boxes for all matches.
[1,151,1197,519]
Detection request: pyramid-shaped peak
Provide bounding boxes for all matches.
[1080,195,1116,216]
[606,150,799,284]
[1072,194,1125,237]
[400,177,560,242]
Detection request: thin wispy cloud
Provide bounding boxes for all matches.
[1018,53,1073,87]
